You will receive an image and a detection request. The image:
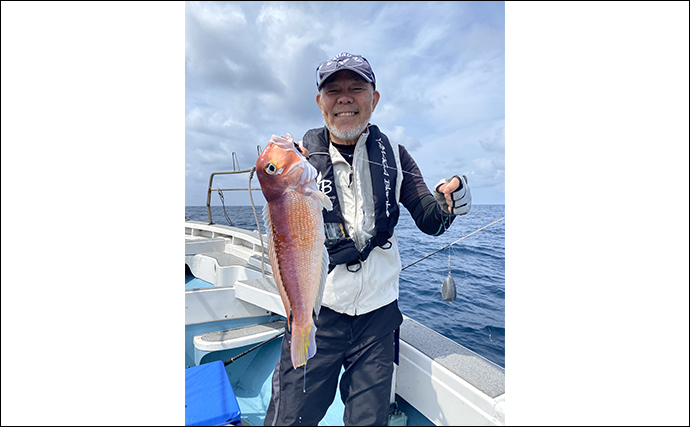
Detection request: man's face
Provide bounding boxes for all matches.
[316,70,380,144]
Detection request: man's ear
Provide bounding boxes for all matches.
[372,90,380,111]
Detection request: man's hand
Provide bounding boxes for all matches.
[294,140,310,158]
[437,176,460,207]
[434,175,471,215]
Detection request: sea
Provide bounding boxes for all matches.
[185,204,505,369]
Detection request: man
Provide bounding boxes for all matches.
[264,52,471,426]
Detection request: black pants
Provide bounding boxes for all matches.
[264,302,402,426]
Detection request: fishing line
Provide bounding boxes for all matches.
[447,241,452,274]
[401,217,505,271]
[358,157,424,179]
[356,157,443,189]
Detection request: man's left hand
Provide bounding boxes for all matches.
[434,175,471,215]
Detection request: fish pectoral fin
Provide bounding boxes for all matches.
[300,186,332,211]
[315,190,333,211]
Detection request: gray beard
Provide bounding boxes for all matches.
[325,120,369,142]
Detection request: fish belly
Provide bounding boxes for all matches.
[267,190,326,368]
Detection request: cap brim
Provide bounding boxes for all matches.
[317,67,374,90]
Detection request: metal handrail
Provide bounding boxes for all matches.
[206,166,267,277]
[206,168,261,225]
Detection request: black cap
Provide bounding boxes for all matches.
[316,53,375,91]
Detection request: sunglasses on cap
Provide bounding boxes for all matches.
[316,53,376,90]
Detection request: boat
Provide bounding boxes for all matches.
[185,167,505,426]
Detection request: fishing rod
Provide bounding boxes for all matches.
[223,330,285,366]
[401,216,505,271]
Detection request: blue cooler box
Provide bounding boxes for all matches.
[185,360,241,426]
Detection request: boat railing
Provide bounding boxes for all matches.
[205,149,263,226]
[205,149,268,277]
[205,168,262,225]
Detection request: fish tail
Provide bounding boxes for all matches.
[290,319,317,369]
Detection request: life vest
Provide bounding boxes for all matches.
[302,125,400,271]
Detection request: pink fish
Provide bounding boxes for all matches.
[255,133,332,369]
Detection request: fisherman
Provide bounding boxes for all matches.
[264,52,471,426]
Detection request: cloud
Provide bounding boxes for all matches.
[185,2,505,205]
[382,125,422,152]
[185,3,281,92]
[479,127,505,152]
[469,157,505,193]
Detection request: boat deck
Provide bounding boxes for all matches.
[400,315,504,398]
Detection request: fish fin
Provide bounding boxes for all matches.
[270,133,295,151]
[308,319,317,360]
[290,322,317,369]
[262,203,271,239]
[315,190,333,211]
[312,245,328,320]
[263,203,291,319]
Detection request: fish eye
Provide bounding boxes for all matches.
[265,162,278,175]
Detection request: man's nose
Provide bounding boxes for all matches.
[337,93,354,103]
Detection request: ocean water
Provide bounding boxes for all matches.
[185,204,505,368]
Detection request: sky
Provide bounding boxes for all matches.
[2,2,688,426]
[184,1,506,206]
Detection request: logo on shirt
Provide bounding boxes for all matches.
[316,172,333,196]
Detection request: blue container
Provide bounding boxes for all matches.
[185,360,241,426]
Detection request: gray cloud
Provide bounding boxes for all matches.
[479,127,505,152]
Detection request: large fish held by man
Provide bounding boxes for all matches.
[255,133,332,369]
